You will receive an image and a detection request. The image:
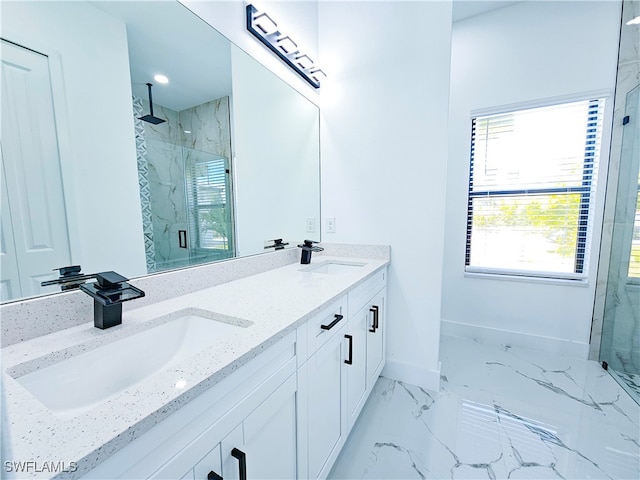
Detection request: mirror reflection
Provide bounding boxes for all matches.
[0,1,320,303]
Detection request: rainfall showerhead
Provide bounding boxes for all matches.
[139,83,166,125]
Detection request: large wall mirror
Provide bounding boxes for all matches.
[0,1,320,303]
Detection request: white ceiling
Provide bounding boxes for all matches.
[92,1,232,112]
[452,1,521,22]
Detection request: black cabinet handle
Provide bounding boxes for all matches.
[369,306,379,333]
[344,334,353,365]
[178,230,188,249]
[231,448,247,480]
[321,314,344,330]
[208,471,223,480]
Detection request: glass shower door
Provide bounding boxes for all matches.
[184,147,235,265]
[600,84,640,403]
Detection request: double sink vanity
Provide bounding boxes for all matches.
[1,245,390,479]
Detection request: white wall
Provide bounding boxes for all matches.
[180,0,320,106]
[1,1,147,278]
[319,1,453,391]
[231,46,320,256]
[441,1,621,357]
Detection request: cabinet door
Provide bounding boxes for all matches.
[243,374,298,479]
[220,374,298,480]
[345,307,367,432]
[306,327,346,480]
[193,443,222,480]
[366,288,386,390]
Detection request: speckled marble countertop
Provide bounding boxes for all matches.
[1,253,389,479]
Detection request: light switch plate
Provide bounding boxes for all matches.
[306,217,316,233]
[326,217,336,233]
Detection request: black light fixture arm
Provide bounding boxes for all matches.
[246,4,324,89]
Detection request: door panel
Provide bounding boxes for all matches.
[0,39,71,300]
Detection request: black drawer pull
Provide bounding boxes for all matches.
[208,471,223,480]
[321,314,344,330]
[369,306,379,333]
[231,448,247,480]
[344,334,353,365]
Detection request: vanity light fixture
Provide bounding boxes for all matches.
[309,68,326,84]
[253,10,278,34]
[246,4,324,89]
[276,36,298,54]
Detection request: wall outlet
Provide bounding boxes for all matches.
[306,217,316,233]
[326,217,336,233]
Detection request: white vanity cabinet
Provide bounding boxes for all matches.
[300,297,348,480]
[187,372,298,480]
[344,269,387,433]
[81,265,388,480]
[303,268,388,479]
[82,332,299,480]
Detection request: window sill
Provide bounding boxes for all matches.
[464,271,589,287]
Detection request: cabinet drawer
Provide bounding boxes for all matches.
[348,268,386,317]
[306,295,347,353]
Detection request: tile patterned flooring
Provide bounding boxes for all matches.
[329,336,640,479]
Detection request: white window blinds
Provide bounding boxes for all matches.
[465,98,605,279]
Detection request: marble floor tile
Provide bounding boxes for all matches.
[329,336,640,480]
[613,371,640,404]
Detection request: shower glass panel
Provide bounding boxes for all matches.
[600,84,640,403]
[145,139,235,273]
[185,148,234,265]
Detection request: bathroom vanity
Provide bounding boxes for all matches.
[1,246,389,479]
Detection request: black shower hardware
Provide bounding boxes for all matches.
[138,83,166,125]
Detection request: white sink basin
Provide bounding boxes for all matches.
[302,261,366,274]
[13,308,251,418]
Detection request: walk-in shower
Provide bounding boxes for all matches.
[600,84,640,402]
[596,0,640,404]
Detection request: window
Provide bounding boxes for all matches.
[465,98,605,280]
[186,153,234,256]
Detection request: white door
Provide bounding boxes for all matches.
[0,151,21,300]
[0,39,72,301]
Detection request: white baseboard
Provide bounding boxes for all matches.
[381,359,441,392]
[441,319,590,359]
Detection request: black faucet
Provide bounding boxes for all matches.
[79,271,145,329]
[298,240,324,264]
[40,265,96,291]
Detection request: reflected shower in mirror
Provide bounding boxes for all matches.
[0,1,320,303]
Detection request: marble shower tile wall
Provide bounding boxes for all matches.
[145,138,190,271]
[590,0,640,367]
[136,95,232,272]
[139,100,191,271]
[179,96,231,160]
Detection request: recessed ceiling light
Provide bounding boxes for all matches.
[627,15,640,25]
[154,74,169,84]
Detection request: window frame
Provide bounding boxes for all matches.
[464,94,608,281]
